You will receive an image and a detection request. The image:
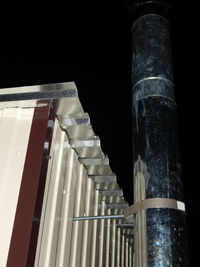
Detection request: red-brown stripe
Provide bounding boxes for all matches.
[26,108,55,267]
[6,106,51,267]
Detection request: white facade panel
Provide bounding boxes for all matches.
[0,108,34,267]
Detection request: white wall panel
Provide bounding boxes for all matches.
[0,108,34,267]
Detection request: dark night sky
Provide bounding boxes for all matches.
[0,0,199,265]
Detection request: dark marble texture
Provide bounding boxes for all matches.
[131,14,189,266]
[133,97,184,202]
[131,14,173,85]
[146,209,188,267]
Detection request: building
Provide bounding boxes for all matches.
[0,82,134,267]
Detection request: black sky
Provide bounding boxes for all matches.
[0,0,199,265]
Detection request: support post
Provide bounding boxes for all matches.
[127,1,189,266]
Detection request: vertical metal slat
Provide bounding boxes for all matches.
[105,208,111,267]
[121,234,125,267]
[111,219,116,267]
[116,227,121,267]
[81,177,92,267]
[90,185,100,267]
[98,197,105,267]
[125,238,129,267]
[56,149,78,267]
[69,165,84,267]
[129,243,132,267]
